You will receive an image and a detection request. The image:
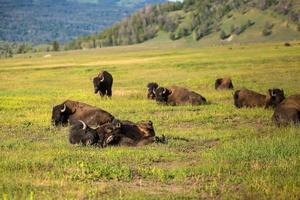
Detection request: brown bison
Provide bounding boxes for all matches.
[147,82,159,100]
[69,119,166,147]
[51,100,114,127]
[215,78,234,90]
[69,120,120,147]
[93,70,113,97]
[116,120,157,146]
[155,85,206,106]
[272,94,300,126]
[233,88,285,108]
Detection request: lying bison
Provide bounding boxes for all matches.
[115,120,157,146]
[147,82,159,100]
[215,78,234,90]
[69,120,119,147]
[51,100,114,127]
[233,88,285,108]
[93,70,113,97]
[272,94,300,126]
[155,85,206,106]
[69,119,166,147]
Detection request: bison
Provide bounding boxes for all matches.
[147,82,159,100]
[69,119,166,147]
[51,100,114,127]
[233,88,285,108]
[69,120,120,147]
[93,70,113,97]
[272,94,300,126]
[155,85,206,106]
[215,78,234,90]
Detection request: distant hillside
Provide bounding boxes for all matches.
[66,0,300,49]
[0,0,165,44]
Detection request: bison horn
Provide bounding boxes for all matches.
[106,135,114,144]
[100,76,105,82]
[78,120,87,130]
[61,104,66,112]
[163,88,167,94]
[153,88,156,95]
[116,122,121,128]
[271,90,275,97]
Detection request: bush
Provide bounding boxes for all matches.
[220,30,230,40]
[262,21,273,36]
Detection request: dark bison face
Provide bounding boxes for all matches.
[96,119,122,147]
[147,82,159,99]
[93,76,104,94]
[268,88,285,107]
[155,87,171,104]
[69,120,99,145]
[215,79,223,89]
[52,103,70,126]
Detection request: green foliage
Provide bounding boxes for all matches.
[220,30,230,40]
[65,0,299,49]
[0,0,165,44]
[52,41,60,52]
[262,21,273,36]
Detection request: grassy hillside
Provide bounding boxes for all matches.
[0,41,300,199]
[68,0,300,49]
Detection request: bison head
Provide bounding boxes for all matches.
[69,120,99,145]
[147,82,159,99]
[266,88,285,108]
[52,103,72,126]
[215,78,223,90]
[93,76,105,94]
[155,87,171,104]
[96,119,122,147]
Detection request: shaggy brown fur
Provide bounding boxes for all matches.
[233,88,285,108]
[93,70,113,97]
[272,94,300,126]
[116,120,156,146]
[215,78,234,90]
[52,100,114,127]
[155,85,206,106]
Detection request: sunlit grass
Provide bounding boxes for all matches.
[0,41,300,199]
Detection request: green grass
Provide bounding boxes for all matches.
[0,41,300,199]
[143,9,300,48]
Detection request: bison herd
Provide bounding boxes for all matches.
[52,70,300,148]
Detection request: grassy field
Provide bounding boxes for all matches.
[0,41,300,199]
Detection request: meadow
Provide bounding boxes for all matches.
[0,41,300,199]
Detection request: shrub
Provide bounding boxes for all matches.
[220,30,230,40]
[262,21,273,36]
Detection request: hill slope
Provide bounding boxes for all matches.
[67,0,300,49]
[0,0,165,44]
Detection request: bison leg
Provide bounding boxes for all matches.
[99,91,105,97]
[107,88,112,97]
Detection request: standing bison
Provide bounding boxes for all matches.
[233,88,285,108]
[147,82,159,100]
[93,70,113,97]
[155,85,206,106]
[215,78,234,90]
[51,100,114,127]
[272,94,300,126]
